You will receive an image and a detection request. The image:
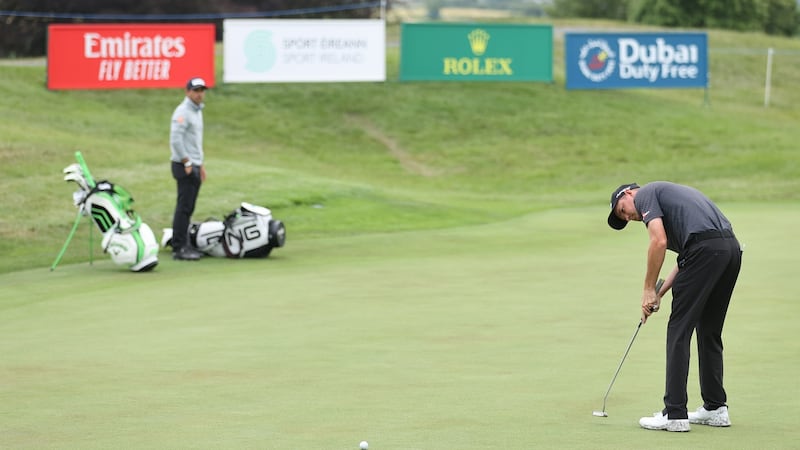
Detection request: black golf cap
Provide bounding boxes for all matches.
[608,183,639,230]
[186,77,207,90]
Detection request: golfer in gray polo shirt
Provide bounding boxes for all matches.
[608,181,742,432]
[170,77,208,260]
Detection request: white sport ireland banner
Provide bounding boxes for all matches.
[224,19,386,83]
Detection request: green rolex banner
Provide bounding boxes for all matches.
[399,23,552,82]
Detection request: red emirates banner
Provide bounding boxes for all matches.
[47,24,215,90]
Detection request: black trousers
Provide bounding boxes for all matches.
[663,234,742,419]
[171,161,202,250]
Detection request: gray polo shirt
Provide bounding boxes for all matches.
[634,181,732,254]
[170,96,204,165]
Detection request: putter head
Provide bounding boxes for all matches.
[592,411,608,417]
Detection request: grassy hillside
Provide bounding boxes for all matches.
[1,21,799,273]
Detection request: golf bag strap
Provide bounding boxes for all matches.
[220,212,243,258]
[220,232,243,258]
[87,180,136,205]
[86,180,116,198]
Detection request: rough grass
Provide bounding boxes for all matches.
[1,20,799,275]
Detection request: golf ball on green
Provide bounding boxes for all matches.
[360,441,369,450]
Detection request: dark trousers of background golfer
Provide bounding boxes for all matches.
[664,234,742,419]
[171,162,202,250]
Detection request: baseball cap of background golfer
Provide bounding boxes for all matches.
[608,183,640,230]
[186,77,207,90]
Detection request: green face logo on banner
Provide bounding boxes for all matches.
[244,30,276,73]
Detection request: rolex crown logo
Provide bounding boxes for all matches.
[468,29,490,56]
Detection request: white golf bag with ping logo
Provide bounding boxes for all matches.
[162,202,286,258]
[63,156,159,272]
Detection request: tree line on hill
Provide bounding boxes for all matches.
[548,0,799,36]
[0,0,382,57]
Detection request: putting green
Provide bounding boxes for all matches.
[1,203,797,448]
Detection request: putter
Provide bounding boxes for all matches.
[593,278,664,417]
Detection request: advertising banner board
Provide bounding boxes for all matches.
[224,19,386,83]
[565,33,708,89]
[47,24,215,90]
[399,23,552,82]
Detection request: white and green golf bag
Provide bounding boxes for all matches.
[63,153,159,272]
[161,202,286,258]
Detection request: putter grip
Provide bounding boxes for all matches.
[655,278,665,295]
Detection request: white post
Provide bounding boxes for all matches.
[764,47,774,107]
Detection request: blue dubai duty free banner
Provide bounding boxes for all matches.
[565,33,708,90]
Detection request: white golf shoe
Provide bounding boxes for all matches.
[688,406,731,427]
[639,412,690,432]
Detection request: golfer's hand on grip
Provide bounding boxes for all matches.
[641,279,664,324]
[642,290,661,323]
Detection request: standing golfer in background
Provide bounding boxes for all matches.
[170,77,208,261]
[607,181,742,432]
